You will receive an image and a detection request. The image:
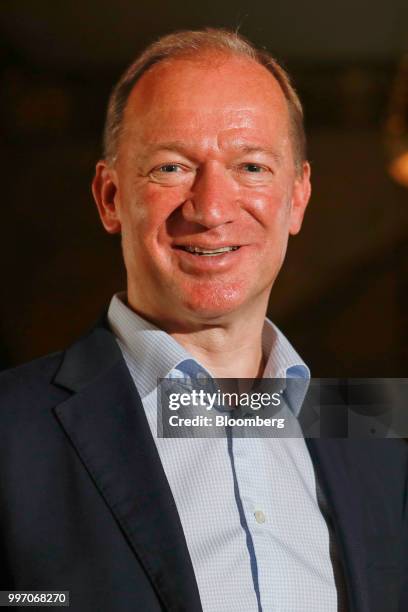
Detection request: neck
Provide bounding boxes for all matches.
[126,290,269,379]
[171,317,266,379]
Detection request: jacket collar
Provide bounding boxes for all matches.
[53,323,203,612]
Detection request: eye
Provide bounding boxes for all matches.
[149,162,194,185]
[241,163,265,173]
[233,162,273,185]
[157,164,183,173]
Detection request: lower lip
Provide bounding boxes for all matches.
[173,247,247,272]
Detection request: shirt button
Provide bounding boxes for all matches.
[254,510,266,524]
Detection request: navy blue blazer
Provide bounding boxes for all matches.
[0,324,406,611]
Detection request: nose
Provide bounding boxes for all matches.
[182,162,240,228]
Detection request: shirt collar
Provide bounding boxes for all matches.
[107,292,310,416]
[261,316,310,380]
[107,292,192,398]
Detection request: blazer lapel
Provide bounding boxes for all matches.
[53,326,202,612]
[299,382,369,612]
[305,436,370,612]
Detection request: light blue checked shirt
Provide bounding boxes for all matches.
[108,293,346,612]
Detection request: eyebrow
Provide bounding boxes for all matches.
[142,141,283,164]
[143,141,194,156]
[232,145,283,164]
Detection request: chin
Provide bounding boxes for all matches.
[176,280,250,319]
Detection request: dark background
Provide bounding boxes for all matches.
[1,0,407,375]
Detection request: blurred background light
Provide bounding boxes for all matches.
[386,55,408,188]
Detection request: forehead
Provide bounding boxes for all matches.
[121,52,291,153]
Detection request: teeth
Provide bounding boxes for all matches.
[184,246,239,255]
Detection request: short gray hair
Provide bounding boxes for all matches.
[103,28,306,171]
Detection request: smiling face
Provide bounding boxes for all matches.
[93,52,311,328]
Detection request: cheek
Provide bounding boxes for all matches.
[242,184,291,230]
[122,183,183,243]
[129,184,186,236]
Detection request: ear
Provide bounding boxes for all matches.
[289,161,311,235]
[91,160,122,234]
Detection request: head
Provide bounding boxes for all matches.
[92,29,311,328]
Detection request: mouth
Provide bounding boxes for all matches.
[175,245,241,257]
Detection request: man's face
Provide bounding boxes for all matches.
[94,53,311,325]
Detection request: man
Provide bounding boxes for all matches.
[0,29,406,612]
